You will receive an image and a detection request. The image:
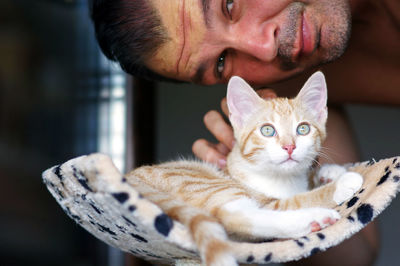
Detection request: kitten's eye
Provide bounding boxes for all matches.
[261,125,276,137]
[226,0,234,18]
[297,123,310,136]
[216,51,226,76]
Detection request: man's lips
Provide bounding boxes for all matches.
[292,12,315,60]
[301,13,314,56]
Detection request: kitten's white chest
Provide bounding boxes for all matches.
[244,173,309,199]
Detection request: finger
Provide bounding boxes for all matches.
[257,88,277,99]
[192,139,227,168]
[204,110,235,150]
[215,142,230,156]
[221,98,229,117]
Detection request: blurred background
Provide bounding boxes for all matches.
[1,0,399,266]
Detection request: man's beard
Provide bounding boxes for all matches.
[277,0,351,71]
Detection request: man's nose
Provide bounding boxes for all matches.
[228,22,279,62]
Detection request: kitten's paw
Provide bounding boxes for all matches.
[283,208,340,238]
[316,164,347,185]
[334,172,363,205]
[308,208,340,232]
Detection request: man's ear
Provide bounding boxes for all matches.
[227,76,263,129]
[296,71,328,123]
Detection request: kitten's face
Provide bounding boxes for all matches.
[238,98,325,173]
[227,72,327,174]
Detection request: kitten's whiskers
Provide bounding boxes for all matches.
[303,154,322,167]
[317,149,335,164]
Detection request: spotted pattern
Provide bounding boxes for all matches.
[347,197,359,208]
[377,171,391,186]
[112,192,130,203]
[130,233,148,243]
[154,213,174,237]
[357,204,374,225]
[72,165,93,192]
[89,202,103,214]
[310,247,320,255]
[317,233,325,240]
[295,240,304,247]
[264,253,272,262]
[122,215,137,227]
[247,255,254,263]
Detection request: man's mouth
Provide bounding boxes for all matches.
[278,3,319,71]
[292,11,316,61]
[300,13,315,56]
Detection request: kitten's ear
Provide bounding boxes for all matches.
[227,76,263,128]
[296,71,328,123]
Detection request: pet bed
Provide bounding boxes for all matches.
[42,153,400,265]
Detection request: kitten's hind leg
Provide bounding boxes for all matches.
[131,179,237,266]
[155,200,237,266]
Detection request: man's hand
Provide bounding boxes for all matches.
[192,89,277,168]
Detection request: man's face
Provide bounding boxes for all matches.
[147,0,351,86]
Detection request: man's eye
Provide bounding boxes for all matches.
[216,51,226,76]
[226,0,234,18]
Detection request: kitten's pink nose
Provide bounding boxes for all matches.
[283,144,296,155]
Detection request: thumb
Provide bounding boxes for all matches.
[257,88,277,99]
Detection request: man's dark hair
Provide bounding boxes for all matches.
[91,0,171,81]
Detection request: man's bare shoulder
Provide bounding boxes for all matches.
[382,0,400,23]
[351,0,400,59]
[324,0,400,105]
[271,1,400,105]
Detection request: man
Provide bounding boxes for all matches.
[92,0,399,264]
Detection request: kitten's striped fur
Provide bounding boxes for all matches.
[125,72,363,265]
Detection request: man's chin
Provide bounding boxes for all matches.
[319,45,348,65]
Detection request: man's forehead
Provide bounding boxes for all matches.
[148,0,209,82]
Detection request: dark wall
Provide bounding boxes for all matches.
[0,1,107,265]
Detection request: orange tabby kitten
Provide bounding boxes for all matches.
[125,72,363,266]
